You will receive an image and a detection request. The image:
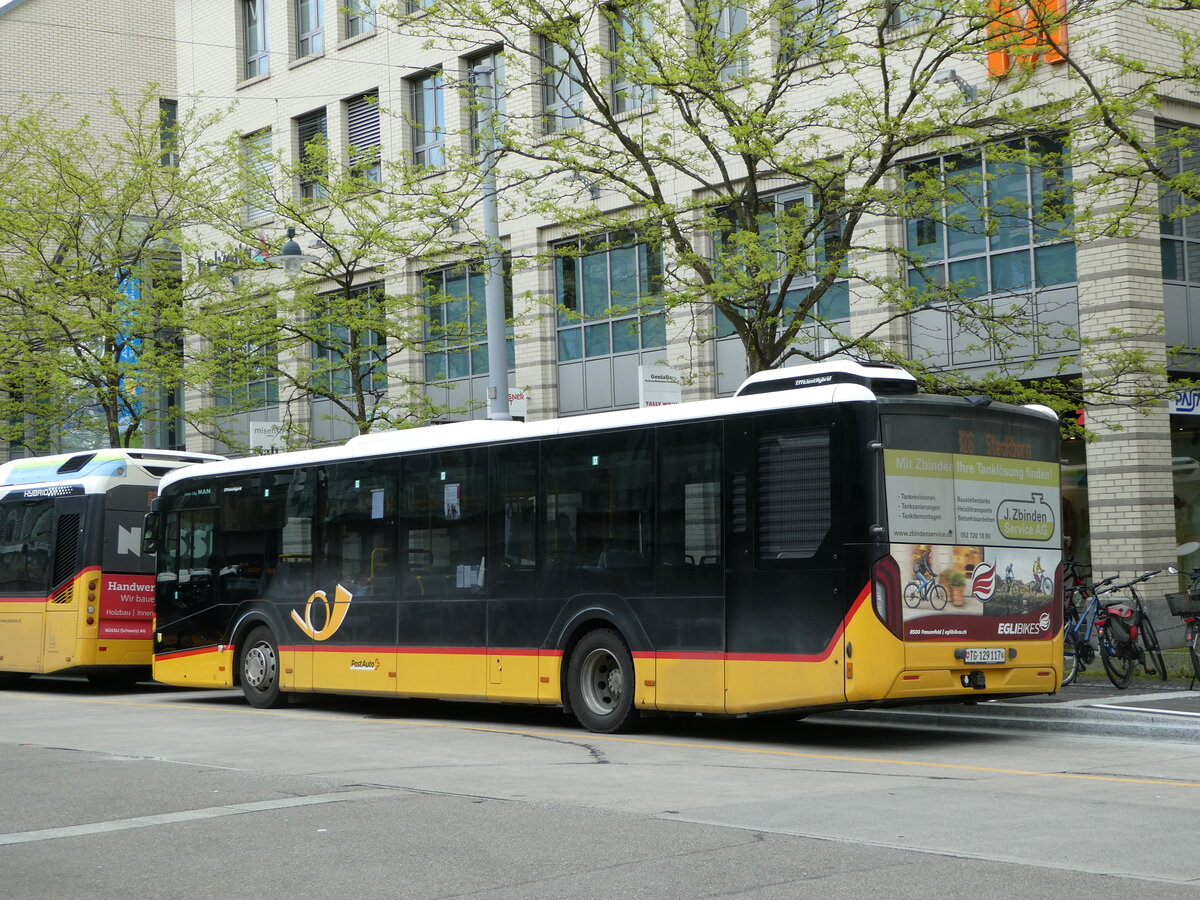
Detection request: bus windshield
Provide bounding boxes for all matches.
[0,498,55,594]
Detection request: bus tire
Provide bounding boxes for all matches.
[239,626,285,709]
[567,628,639,734]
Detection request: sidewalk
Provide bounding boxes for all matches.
[815,672,1200,741]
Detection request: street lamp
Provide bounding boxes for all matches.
[266,227,320,276]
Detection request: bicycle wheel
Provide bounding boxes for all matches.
[1137,612,1168,680]
[903,583,920,608]
[1099,631,1134,689]
[929,584,948,610]
[1061,606,1081,686]
[1189,626,1200,685]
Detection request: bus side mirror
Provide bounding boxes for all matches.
[143,512,160,555]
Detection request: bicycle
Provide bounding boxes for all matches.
[904,574,948,610]
[1094,568,1174,686]
[1061,559,1118,687]
[1166,569,1200,688]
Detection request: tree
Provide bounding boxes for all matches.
[183,111,474,450]
[397,0,1167,412]
[0,88,227,451]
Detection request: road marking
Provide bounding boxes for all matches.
[6,692,1200,791]
[0,789,391,846]
[1091,703,1200,719]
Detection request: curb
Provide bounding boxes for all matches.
[812,693,1200,742]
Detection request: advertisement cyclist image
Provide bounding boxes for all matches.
[914,546,935,593]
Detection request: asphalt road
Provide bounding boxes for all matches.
[2,677,1200,899]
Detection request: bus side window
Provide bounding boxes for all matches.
[541,429,652,598]
[757,427,831,561]
[657,422,722,596]
[319,461,397,596]
[399,449,486,598]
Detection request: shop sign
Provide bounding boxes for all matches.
[1170,389,1200,415]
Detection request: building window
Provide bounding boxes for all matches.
[346,91,381,182]
[1159,125,1200,285]
[295,109,328,200]
[296,0,324,57]
[541,35,583,134]
[311,284,387,398]
[423,263,513,382]
[159,99,179,167]
[780,0,838,59]
[241,128,274,224]
[712,189,850,341]
[215,341,279,410]
[243,0,269,79]
[608,5,655,113]
[886,0,937,29]
[904,136,1077,365]
[410,72,445,169]
[554,232,665,362]
[346,0,376,37]
[468,51,505,156]
[406,0,433,13]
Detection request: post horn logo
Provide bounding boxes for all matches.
[291,585,353,641]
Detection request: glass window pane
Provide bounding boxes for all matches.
[1163,239,1182,281]
[908,263,944,303]
[609,245,638,310]
[989,157,1029,251]
[556,253,578,323]
[641,313,666,348]
[582,253,610,318]
[816,281,849,320]
[1188,241,1200,284]
[1035,243,1077,287]
[613,318,639,353]
[948,257,988,299]
[447,348,470,379]
[471,346,490,375]
[992,250,1032,292]
[558,328,582,361]
[585,322,611,356]
[946,155,986,258]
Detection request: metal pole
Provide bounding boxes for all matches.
[477,65,511,421]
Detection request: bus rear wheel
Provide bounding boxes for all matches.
[239,627,285,709]
[567,628,639,734]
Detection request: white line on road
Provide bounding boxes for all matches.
[0,788,393,846]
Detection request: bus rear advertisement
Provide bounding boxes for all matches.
[148,362,1064,732]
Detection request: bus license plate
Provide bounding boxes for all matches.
[963,648,1005,664]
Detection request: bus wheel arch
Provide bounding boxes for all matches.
[564,626,640,733]
[237,625,286,709]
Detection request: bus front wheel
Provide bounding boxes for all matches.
[567,628,639,734]
[239,627,285,709]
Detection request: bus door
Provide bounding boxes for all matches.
[0,493,57,671]
[302,463,398,697]
[723,411,849,713]
[396,449,488,699]
[98,485,159,646]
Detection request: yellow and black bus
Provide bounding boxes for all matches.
[148,361,1064,732]
[0,448,223,685]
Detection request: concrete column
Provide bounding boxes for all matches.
[1075,121,1178,622]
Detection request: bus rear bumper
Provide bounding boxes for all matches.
[885,665,1059,700]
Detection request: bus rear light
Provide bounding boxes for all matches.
[872,554,903,638]
[86,617,94,626]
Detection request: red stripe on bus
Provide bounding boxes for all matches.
[155,645,223,661]
[278,645,561,657]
